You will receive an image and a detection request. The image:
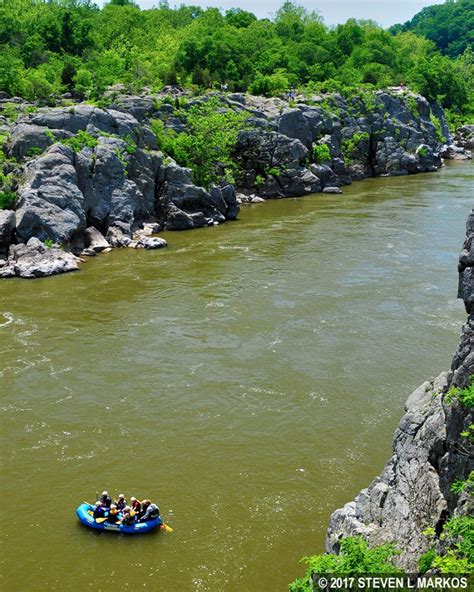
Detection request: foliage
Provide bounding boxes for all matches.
[44,238,54,248]
[62,130,98,153]
[430,113,446,143]
[432,516,474,574]
[0,0,471,122]
[417,146,429,158]
[312,143,331,163]
[445,378,474,408]
[26,146,45,157]
[450,471,474,495]
[289,536,401,591]
[460,424,474,444]
[155,98,248,187]
[392,0,474,58]
[341,132,369,162]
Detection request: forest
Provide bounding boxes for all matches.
[0,0,473,122]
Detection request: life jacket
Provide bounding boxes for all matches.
[93,507,105,518]
[108,509,119,523]
[122,512,135,526]
[100,495,112,508]
[116,499,126,510]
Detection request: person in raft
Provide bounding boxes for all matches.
[99,491,112,508]
[115,494,127,511]
[130,496,141,514]
[107,504,120,524]
[118,506,136,526]
[139,500,160,522]
[93,501,106,519]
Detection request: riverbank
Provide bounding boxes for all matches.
[1,89,471,278]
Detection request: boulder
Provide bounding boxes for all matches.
[112,95,155,121]
[11,123,53,160]
[0,238,79,278]
[134,236,167,249]
[454,125,474,150]
[84,226,110,252]
[278,108,312,148]
[0,209,15,256]
[156,163,237,230]
[323,186,342,194]
[15,145,86,245]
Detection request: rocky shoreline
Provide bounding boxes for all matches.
[0,88,472,279]
[326,210,474,571]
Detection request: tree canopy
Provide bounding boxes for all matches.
[391,0,474,58]
[0,0,472,117]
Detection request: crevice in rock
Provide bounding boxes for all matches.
[434,509,449,537]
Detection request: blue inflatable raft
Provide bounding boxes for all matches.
[76,503,162,534]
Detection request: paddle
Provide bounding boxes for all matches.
[161,522,173,533]
[95,517,109,524]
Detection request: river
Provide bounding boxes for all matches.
[0,161,472,591]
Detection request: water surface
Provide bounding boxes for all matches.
[0,162,472,591]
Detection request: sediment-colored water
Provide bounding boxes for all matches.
[1,161,472,591]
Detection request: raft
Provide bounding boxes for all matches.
[76,503,162,534]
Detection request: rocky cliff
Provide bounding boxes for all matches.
[0,88,470,278]
[326,210,474,571]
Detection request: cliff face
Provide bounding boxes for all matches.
[0,89,467,278]
[326,210,474,571]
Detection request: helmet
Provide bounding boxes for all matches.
[110,504,116,509]
[102,491,108,496]
[95,501,101,506]
[118,494,125,499]
[124,506,131,512]
[130,497,136,502]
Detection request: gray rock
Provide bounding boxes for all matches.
[278,108,312,148]
[0,209,15,256]
[112,95,155,121]
[15,145,86,245]
[11,123,52,160]
[0,240,79,278]
[134,236,167,249]
[106,224,133,248]
[84,226,110,252]
[323,186,342,194]
[454,125,474,150]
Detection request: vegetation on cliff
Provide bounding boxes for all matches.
[0,0,472,123]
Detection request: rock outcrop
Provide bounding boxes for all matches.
[0,89,460,278]
[326,210,474,571]
[0,237,79,278]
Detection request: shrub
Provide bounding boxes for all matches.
[63,131,98,153]
[341,132,369,162]
[26,146,45,157]
[445,378,474,408]
[0,190,15,209]
[154,98,248,188]
[313,143,331,163]
[289,537,401,591]
[450,471,474,495]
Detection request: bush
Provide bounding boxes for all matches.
[155,98,248,188]
[445,378,474,408]
[0,190,15,209]
[312,143,331,163]
[289,537,401,591]
[63,131,98,153]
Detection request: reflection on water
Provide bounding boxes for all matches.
[0,162,472,591]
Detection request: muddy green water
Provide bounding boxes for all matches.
[0,162,472,591]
